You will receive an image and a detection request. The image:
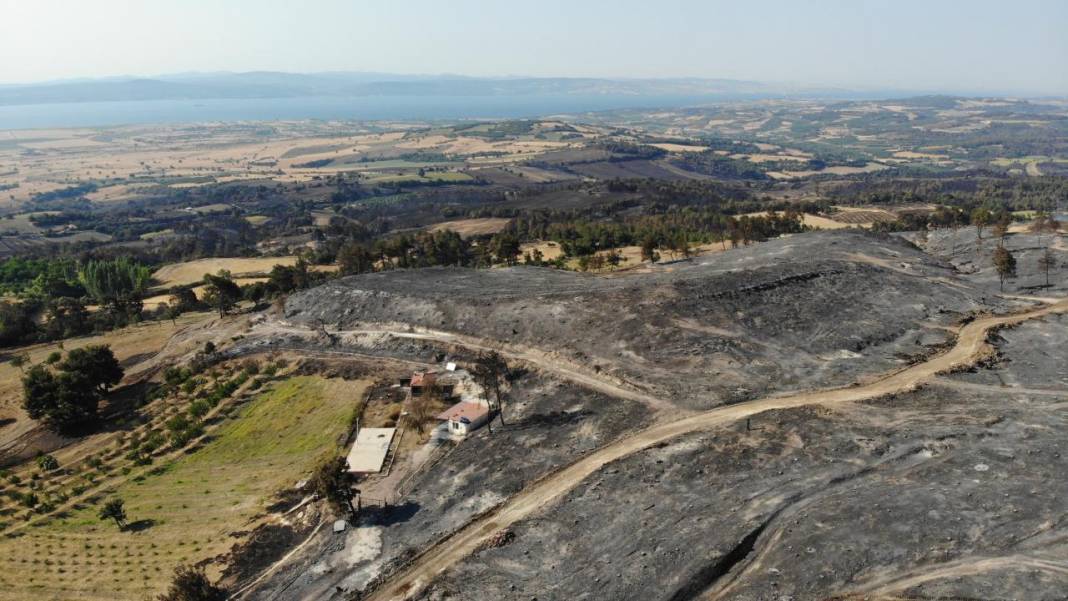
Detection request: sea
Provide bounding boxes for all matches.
[0,94,737,130]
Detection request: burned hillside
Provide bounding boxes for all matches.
[285,230,1000,410]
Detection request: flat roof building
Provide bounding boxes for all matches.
[345,427,396,474]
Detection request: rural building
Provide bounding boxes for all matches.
[345,427,396,474]
[410,371,437,396]
[436,401,490,437]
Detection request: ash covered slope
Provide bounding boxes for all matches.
[286,230,997,410]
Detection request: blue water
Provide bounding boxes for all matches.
[0,94,733,130]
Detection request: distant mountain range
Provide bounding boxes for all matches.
[0,72,875,106]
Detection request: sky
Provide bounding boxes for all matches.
[1,0,1066,95]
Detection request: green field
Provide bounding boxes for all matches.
[0,375,366,601]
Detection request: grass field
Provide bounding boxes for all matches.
[152,257,300,288]
[428,218,511,237]
[0,375,367,601]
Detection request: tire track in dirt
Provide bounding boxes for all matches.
[842,553,1068,597]
[292,299,1068,601]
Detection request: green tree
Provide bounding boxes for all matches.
[992,244,1017,292]
[36,454,59,471]
[201,271,242,317]
[242,281,268,305]
[22,345,124,432]
[78,257,151,315]
[22,365,98,431]
[98,498,127,530]
[9,352,29,373]
[491,232,521,265]
[58,345,123,393]
[169,287,202,313]
[971,208,993,240]
[0,301,38,347]
[311,455,357,517]
[157,564,227,601]
[42,297,90,340]
[338,242,377,275]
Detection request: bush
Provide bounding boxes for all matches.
[188,400,211,419]
[35,454,59,472]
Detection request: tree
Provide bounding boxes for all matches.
[971,208,992,240]
[338,241,378,276]
[311,455,357,517]
[78,257,151,315]
[992,244,1017,292]
[164,303,181,326]
[157,565,227,601]
[201,271,242,317]
[242,281,267,306]
[58,345,123,393]
[491,233,522,266]
[472,351,508,426]
[0,301,38,347]
[98,498,127,530]
[1038,247,1058,287]
[640,236,660,263]
[43,297,90,340]
[268,259,314,293]
[9,352,29,373]
[407,382,440,433]
[22,365,98,431]
[169,287,203,313]
[22,345,124,432]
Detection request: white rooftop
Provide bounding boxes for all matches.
[345,427,396,474]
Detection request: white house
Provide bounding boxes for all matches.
[436,401,490,437]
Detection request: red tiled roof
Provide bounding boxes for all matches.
[436,401,489,423]
[411,372,437,387]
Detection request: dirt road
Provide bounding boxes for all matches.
[355,299,1068,600]
[845,553,1068,596]
[266,321,677,412]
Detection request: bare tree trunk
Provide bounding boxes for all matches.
[495,385,506,426]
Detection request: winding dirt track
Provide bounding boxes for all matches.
[846,553,1068,596]
[345,299,1068,601]
[268,322,676,412]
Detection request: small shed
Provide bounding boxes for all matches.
[410,371,438,396]
[346,427,396,474]
[436,402,490,437]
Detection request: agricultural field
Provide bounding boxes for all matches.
[426,218,510,237]
[152,256,336,289]
[0,373,367,601]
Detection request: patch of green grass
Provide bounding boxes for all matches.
[0,376,367,601]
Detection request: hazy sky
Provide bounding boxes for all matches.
[2,0,1066,94]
